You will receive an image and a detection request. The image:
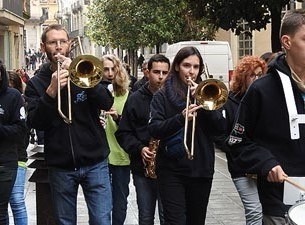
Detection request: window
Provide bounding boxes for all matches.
[238,21,252,58]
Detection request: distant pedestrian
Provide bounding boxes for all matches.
[132,61,149,92]
[138,54,145,69]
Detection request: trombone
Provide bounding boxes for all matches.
[57,36,104,124]
[183,63,228,159]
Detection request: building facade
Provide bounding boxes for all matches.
[0,0,30,69]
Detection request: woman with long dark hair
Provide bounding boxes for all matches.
[148,46,226,224]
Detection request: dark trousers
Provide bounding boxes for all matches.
[158,173,212,225]
[0,166,17,225]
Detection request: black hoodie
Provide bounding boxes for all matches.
[228,53,305,217]
[0,62,26,167]
[148,76,226,178]
[25,62,114,170]
[115,82,153,176]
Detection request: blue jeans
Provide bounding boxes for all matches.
[8,166,28,225]
[133,174,164,225]
[233,177,263,225]
[0,166,17,225]
[109,165,130,225]
[48,159,112,225]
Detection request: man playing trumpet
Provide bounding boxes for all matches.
[25,24,113,225]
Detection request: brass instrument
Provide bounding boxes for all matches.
[183,63,228,159]
[144,138,160,179]
[57,36,103,124]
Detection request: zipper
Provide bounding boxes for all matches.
[68,125,77,170]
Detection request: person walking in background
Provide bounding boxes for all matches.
[101,54,131,225]
[215,55,267,225]
[25,24,113,225]
[7,71,29,225]
[138,54,145,69]
[132,61,149,92]
[116,54,170,225]
[123,62,137,90]
[228,9,305,224]
[0,61,26,225]
[148,47,226,224]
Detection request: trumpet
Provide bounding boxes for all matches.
[57,36,103,124]
[183,63,228,159]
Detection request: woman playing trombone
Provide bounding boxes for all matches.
[148,46,226,225]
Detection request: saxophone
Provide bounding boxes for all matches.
[144,138,159,179]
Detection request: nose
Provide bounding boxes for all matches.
[159,71,164,79]
[56,40,63,49]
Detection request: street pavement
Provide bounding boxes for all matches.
[8,145,246,225]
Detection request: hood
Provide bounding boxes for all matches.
[137,82,153,98]
[228,91,242,105]
[0,61,8,94]
[267,52,291,76]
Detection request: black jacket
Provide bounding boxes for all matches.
[215,92,246,178]
[148,77,226,178]
[115,83,152,176]
[0,65,26,167]
[25,62,114,170]
[228,53,305,217]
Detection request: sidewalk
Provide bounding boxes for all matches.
[9,146,245,225]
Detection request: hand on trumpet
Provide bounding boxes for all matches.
[55,53,72,70]
[182,104,202,121]
[187,77,198,96]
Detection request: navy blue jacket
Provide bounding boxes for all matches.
[116,83,152,176]
[148,77,226,178]
[25,62,114,170]
[228,53,305,217]
[0,65,26,167]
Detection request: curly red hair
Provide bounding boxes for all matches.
[230,55,267,96]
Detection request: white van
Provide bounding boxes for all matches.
[165,41,234,85]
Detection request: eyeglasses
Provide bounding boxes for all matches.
[45,39,69,47]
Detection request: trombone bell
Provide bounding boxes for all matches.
[69,54,103,88]
[194,79,228,110]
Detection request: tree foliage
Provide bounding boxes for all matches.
[86,0,216,51]
[189,0,304,52]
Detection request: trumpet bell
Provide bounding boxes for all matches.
[69,55,103,88]
[194,79,228,110]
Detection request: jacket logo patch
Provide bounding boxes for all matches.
[233,123,244,134]
[20,106,26,119]
[0,105,4,115]
[74,91,87,103]
[228,135,242,145]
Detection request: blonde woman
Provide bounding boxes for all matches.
[101,54,131,225]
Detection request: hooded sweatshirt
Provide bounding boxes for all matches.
[25,62,114,170]
[115,82,153,176]
[228,53,305,217]
[0,64,26,168]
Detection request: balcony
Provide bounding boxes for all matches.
[0,0,25,25]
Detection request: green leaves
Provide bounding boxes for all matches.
[86,0,217,50]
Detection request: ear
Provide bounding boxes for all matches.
[281,35,291,50]
[40,42,46,53]
[175,65,179,72]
